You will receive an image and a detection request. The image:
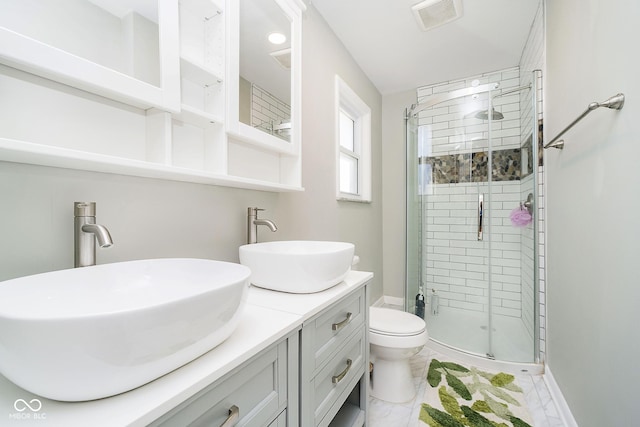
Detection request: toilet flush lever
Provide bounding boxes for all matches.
[332,312,353,331]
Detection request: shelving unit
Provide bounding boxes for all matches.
[329,402,365,427]
[0,0,305,192]
[178,0,225,125]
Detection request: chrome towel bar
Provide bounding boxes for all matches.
[544,93,625,150]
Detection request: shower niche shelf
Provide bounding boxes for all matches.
[0,0,305,192]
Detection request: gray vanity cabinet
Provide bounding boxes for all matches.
[150,331,299,427]
[150,279,370,427]
[300,285,369,427]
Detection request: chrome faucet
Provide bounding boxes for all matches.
[247,207,277,244]
[74,202,113,267]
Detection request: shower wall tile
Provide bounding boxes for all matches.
[422,181,523,318]
[250,83,291,136]
[416,67,521,157]
[432,82,457,95]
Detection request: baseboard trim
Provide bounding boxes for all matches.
[371,296,385,307]
[371,295,404,308]
[543,365,579,427]
[383,295,404,307]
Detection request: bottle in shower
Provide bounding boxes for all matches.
[431,289,439,316]
[415,286,425,319]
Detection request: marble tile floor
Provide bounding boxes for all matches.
[368,346,566,427]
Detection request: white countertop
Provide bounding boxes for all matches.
[247,271,373,318]
[0,271,372,426]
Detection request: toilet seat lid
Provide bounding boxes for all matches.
[369,307,426,336]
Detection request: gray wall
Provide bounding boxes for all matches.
[381,90,415,301]
[0,163,276,280]
[546,0,640,425]
[276,4,384,301]
[0,3,384,302]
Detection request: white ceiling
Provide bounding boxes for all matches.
[310,0,540,95]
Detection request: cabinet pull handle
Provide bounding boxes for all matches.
[332,359,353,384]
[220,405,239,427]
[332,312,353,331]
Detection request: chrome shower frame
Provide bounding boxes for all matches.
[406,83,532,119]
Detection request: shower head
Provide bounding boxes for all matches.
[474,107,504,120]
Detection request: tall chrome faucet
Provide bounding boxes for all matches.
[74,202,113,267]
[247,207,277,244]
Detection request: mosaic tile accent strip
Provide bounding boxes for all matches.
[419,148,522,184]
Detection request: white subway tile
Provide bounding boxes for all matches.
[449,300,484,312]
[492,277,521,288]
[433,246,466,255]
[450,269,484,280]
[467,264,489,273]
[492,306,521,317]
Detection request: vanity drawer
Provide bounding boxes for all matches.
[305,288,365,374]
[311,328,365,426]
[151,341,288,427]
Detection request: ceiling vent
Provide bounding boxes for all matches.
[411,0,463,31]
[270,48,291,70]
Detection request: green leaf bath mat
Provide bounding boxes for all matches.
[419,358,533,427]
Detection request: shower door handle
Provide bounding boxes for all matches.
[478,194,483,241]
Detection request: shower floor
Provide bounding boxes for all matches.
[425,306,535,363]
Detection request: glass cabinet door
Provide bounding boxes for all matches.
[0,0,180,111]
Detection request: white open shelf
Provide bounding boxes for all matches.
[0,138,303,193]
[180,56,223,87]
[328,402,365,427]
[175,104,224,126]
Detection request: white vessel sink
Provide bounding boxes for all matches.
[239,241,355,293]
[0,258,251,401]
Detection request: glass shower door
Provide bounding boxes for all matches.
[405,110,422,315]
[419,89,493,358]
[406,74,539,363]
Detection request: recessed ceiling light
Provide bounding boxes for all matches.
[268,32,287,45]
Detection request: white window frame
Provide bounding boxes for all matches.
[335,75,371,202]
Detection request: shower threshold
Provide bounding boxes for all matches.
[426,339,544,376]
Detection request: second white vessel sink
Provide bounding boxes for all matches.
[239,240,355,293]
[0,258,251,401]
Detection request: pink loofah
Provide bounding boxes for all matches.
[510,207,532,227]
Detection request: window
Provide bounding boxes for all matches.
[339,111,358,194]
[335,76,371,202]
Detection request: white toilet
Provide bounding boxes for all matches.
[369,307,428,403]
